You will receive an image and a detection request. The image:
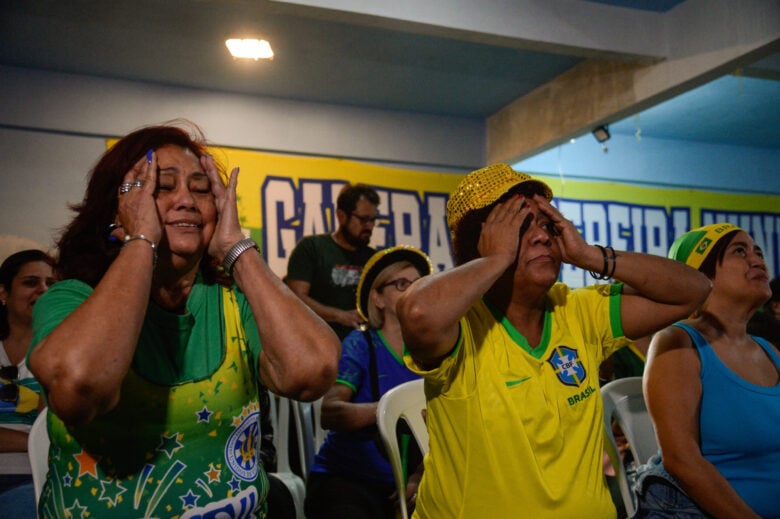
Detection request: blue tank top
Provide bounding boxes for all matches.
[675,322,780,518]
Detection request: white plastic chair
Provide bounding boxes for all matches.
[292,398,325,482]
[376,379,428,519]
[27,407,49,503]
[312,398,326,452]
[601,376,658,518]
[272,396,306,519]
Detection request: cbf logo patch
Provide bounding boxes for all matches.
[225,406,260,481]
[547,346,587,387]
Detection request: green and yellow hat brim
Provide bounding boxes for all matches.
[668,223,742,270]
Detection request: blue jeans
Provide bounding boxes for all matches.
[0,476,37,519]
[634,455,710,519]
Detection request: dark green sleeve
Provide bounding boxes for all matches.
[29,280,92,358]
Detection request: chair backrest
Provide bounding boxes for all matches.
[27,407,49,503]
[376,379,428,519]
[601,376,658,518]
[273,396,306,519]
[311,397,326,451]
[291,398,325,481]
[268,391,279,451]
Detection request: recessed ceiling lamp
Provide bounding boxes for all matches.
[225,38,274,60]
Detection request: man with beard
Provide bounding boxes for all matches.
[287,183,380,339]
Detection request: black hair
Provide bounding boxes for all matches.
[764,276,780,310]
[0,249,56,340]
[697,229,740,278]
[336,183,380,214]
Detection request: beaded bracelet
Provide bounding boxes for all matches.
[123,234,157,267]
[222,238,258,274]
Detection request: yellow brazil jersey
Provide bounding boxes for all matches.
[405,283,629,519]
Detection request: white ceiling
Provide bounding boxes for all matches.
[1,0,778,152]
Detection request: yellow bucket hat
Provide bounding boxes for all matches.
[446,164,553,237]
[356,245,433,322]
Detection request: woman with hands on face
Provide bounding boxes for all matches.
[396,164,712,519]
[28,122,340,518]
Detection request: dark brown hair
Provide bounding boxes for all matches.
[56,121,226,286]
[697,229,740,278]
[336,183,380,214]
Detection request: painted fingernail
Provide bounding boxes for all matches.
[146,149,153,164]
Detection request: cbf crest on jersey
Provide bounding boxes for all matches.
[547,346,586,387]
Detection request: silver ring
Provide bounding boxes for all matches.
[118,180,145,195]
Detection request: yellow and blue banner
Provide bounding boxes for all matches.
[110,142,780,286]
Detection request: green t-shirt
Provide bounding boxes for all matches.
[30,278,269,518]
[31,277,262,384]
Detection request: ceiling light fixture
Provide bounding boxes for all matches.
[225,38,274,60]
[591,125,610,143]
[592,125,611,154]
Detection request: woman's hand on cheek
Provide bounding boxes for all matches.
[201,154,245,262]
[477,195,528,264]
[117,151,162,243]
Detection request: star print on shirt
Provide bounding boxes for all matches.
[66,498,88,519]
[98,478,127,507]
[156,432,184,459]
[62,473,73,487]
[180,489,200,509]
[73,449,99,479]
[205,463,222,483]
[196,406,213,423]
[228,475,241,493]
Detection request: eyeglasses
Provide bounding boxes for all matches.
[350,213,378,225]
[0,365,19,403]
[380,277,419,292]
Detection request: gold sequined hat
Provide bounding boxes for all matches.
[446,164,553,237]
